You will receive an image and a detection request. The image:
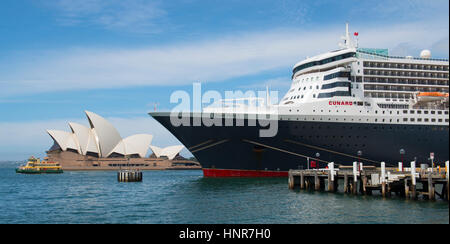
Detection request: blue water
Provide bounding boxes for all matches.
[0,163,448,224]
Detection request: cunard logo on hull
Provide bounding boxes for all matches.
[329,101,353,106]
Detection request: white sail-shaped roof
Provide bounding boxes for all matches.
[69,122,99,155]
[111,140,126,156]
[85,111,122,157]
[111,134,153,158]
[149,145,163,158]
[47,130,80,153]
[150,145,184,160]
[162,145,184,160]
[122,134,153,158]
[47,111,154,159]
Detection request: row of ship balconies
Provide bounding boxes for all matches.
[364,92,414,99]
[363,61,449,71]
[363,69,449,79]
[363,77,449,86]
[364,84,449,93]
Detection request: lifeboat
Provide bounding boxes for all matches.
[416,92,449,102]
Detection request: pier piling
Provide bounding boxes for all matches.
[300,171,305,189]
[404,178,410,199]
[428,174,435,201]
[118,170,143,182]
[344,172,349,193]
[314,171,320,191]
[411,161,417,200]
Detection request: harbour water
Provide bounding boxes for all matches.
[0,162,448,224]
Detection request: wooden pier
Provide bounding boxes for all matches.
[288,161,449,202]
[118,169,143,182]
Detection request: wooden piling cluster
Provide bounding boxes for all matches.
[288,161,450,202]
[118,170,143,182]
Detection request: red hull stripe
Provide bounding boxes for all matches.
[203,168,288,178]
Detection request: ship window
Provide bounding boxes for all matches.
[431,111,435,114]
[324,71,351,81]
[438,119,442,122]
[425,118,429,122]
[321,81,350,89]
[445,111,449,115]
[410,110,415,114]
[431,119,436,122]
[403,118,408,122]
[410,118,415,122]
[417,118,422,122]
[417,111,422,114]
[403,110,408,114]
[292,52,356,75]
[438,111,442,115]
[317,91,351,98]
[424,111,429,114]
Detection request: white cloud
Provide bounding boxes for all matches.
[238,76,289,88]
[46,0,167,32]
[1,21,448,97]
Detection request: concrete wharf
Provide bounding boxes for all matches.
[288,161,449,202]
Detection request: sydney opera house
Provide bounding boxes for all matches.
[46,111,200,170]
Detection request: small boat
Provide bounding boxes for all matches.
[16,156,63,174]
[416,92,449,102]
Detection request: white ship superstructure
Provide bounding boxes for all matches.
[277,24,449,127]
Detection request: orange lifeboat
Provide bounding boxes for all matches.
[417,92,448,102]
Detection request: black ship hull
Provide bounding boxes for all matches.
[150,112,449,177]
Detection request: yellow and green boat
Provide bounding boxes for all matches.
[16,156,63,174]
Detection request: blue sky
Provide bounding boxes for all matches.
[0,0,449,160]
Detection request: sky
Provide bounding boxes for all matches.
[0,0,449,160]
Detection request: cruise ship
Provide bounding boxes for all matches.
[150,24,449,177]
